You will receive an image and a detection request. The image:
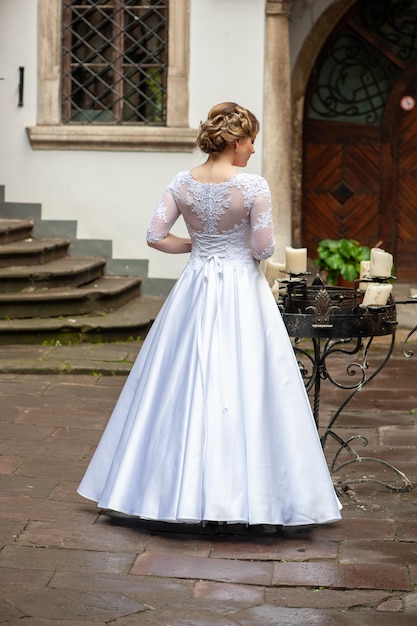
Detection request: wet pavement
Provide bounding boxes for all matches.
[1,309,417,623]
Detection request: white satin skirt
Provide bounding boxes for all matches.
[78,258,342,526]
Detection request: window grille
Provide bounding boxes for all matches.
[307,27,399,124]
[62,0,168,125]
[305,0,417,124]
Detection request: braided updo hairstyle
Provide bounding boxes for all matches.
[197,102,260,155]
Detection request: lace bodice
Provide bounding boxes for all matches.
[146,171,274,265]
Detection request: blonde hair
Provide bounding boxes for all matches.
[197,102,260,154]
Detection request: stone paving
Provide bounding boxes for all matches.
[1,323,417,623]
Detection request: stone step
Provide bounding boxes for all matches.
[0,236,70,267]
[0,295,164,344]
[0,218,35,245]
[0,275,142,319]
[0,256,106,291]
[0,217,160,343]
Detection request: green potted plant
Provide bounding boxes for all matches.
[313,238,371,286]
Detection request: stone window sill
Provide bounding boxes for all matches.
[26,125,198,152]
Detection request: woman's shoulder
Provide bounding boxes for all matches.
[236,172,267,182]
[167,171,191,192]
[235,172,271,194]
[169,170,190,184]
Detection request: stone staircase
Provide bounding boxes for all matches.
[0,218,164,344]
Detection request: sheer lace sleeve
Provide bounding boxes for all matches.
[250,178,275,260]
[146,185,181,244]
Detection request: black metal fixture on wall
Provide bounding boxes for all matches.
[18,66,24,107]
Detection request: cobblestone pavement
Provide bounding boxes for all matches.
[1,326,417,624]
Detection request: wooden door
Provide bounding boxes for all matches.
[396,89,417,280]
[302,122,383,261]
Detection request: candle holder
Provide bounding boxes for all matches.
[361,275,396,282]
[286,271,311,280]
[278,274,412,494]
[276,272,311,286]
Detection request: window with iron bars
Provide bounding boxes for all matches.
[62,0,168,125]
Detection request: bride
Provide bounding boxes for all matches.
[78,101,342,527]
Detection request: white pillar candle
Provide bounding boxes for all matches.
[263,258,286,285]
[362,283,393,307]
[369,248,393,278]
[271,281,280,301]
[285,246,307,274]
[359,260,371,290]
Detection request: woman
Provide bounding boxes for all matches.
[78,102,342,526]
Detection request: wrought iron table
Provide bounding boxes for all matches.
[278,275,412,493]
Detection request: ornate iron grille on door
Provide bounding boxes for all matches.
[306,0,417,124]
[62,0,168,124]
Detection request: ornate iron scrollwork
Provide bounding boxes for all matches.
[308,28,399,124]
[306,287,340,328]
[306,0,417,124]
[359,0,417,63]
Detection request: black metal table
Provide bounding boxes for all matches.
[278,276,412,493]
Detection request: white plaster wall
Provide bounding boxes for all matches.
[0,0,38,190]
[189,0,266,159]
[0,0,268,281]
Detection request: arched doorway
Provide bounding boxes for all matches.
[302,0,417,280]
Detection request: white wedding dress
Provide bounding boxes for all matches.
[78,171,342,526]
